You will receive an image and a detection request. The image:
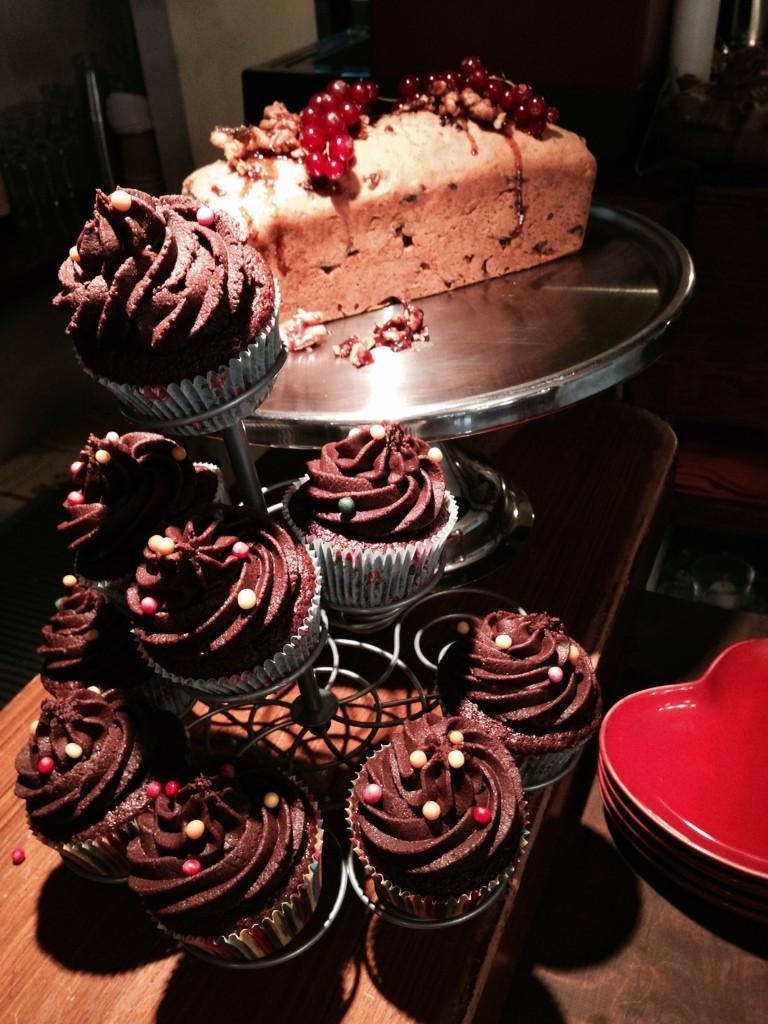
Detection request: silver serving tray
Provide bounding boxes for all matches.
[245,203,694,447]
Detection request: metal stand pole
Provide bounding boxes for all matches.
[222,419,268,517]
[292,669,339,731]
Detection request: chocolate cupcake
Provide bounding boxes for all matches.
[54,187,281,424]
[39,583,152,696]
[347,712,528,919]
[15,689,189,879]
[127,770,323,962]
[127,509,322,695]
[438,610,602,788]
[61,430,219,586]
[284,422,457,609]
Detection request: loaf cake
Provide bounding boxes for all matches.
[184,60,596,322]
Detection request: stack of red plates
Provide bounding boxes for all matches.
[598,638,768,923]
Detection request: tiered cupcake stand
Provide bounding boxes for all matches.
[123,203,693,952]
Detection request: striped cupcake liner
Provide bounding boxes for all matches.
[77,282,283,435]
[35,818,140,881]
[346,749,530,922]
[283,481,458,610]
[135,546,324,698]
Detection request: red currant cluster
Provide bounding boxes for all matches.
[300,79,379,184]
[399,55,558,138]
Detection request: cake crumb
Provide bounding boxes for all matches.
[281,309,329,352]
[333,301,429,369]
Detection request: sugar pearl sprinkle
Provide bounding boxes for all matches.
[447,749,465,769]
[62,574,78,589]
[422,800,441,821]
[140,596,158,615]
[94,449,111,465]
[548,666,564,683]
[147,535,165,553]
[448,730,464,746]
[54,598,64,610]
[362,783,382,805]
[171,445,187,461]
[11,847,26,866]
[29,719,38,737]
[456,620,470,635]
[182,858,201,876]
[185,819,205,841]
[338,496,356,515]
[65,742,83,760]
[369,424,386,440]
[427,446,443,463]
[473,806,492,826]
[220,763,236,778]
[263,791,280,809]
[109,189,132,212]
[237,588,257,611]
[155,537,176,556]
[196,206,215,227]
[105,431,120,443]
[38,757,54,775]
[146,781,162,799]
[69,246,80,262]
[164,780,180,797]
[494,634,512,650]
[232,541,249,560]
[569,644,581,663]
[66,490,84,506]
[84,629,99,642]
[409,749,428,769]
[87,685,101,694]
[69,461,83,477]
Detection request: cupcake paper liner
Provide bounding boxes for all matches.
[140,675,196,717]
[162,798,324,963]
[134,546,324,697]
[35,818,140,881]
[283,480,458,611]
[77,282,283,435]
[516,743,586,791]
[346,750,530,922]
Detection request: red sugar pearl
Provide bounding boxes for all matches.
[362,783,383,805]
[38,756,55,775]
[219,763,236,778]
[66,490,85,506]
[164,780,180,798]
[182,858,201,876]
[232,541,249,560]
[146,781,162,799]
[140,596,158,615]
[473,806,492,826]
[11,847,25,865]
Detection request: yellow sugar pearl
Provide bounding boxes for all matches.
[147,535,165,553]
[569,644,581,663]
[171,446,187,462]
[156,537,176,556]
[495,633,512,650]
[84,629,99,641]
[94,449,111,465]
[185,819,205,840]
[409,749,428,769]
[69,246,80,262]
[263,791,280,809]
[237,588,257,611]
[456,620,470,635]
[369,423,386,440]
[87,686,101,694]
[448,730,464,746]
[427,446,443,463]
[448,749,465,769]
[62,574,78,589]
[109,189,132,212]
[65,742,83,760]
[422,800,441,821]
[29,719,39,737]
[348,427,362,438]
[105,431,120,443]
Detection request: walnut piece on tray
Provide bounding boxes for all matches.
[333,301,429,368]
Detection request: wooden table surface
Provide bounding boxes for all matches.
[1,399,677,1024]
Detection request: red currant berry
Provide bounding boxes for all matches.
[500,87,517,112]
[301,125,325,152]
[467,67,489,92]
[321,109,343,136]
[327,78,349,101]
[515,103,531,127]
[487,78,504,103]
[339,100,361,126]
[527,116,547,138]
[513,83,533,106]
[546,106,560,124]
[367,81,380,104]
[422,71,440,94]
[351,81,370,108]
[301,104,321,127]
[399,73,420,99]
[311,91,335,112]
[459,55,483,76]
[305,151,328,179]
[528,95,547,118]
[325,157,347,181]
[329,133,354,163]
[443,70,462,90]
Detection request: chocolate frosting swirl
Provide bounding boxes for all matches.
[295,423,447,542]
[39,585,151,696]
[15,690,159,844]
[60,431,218,581]
[439,611,602,753]
[54,187,275,385]
[127,772,317,935]
[127,510,316,681]
[351,712,526,897]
